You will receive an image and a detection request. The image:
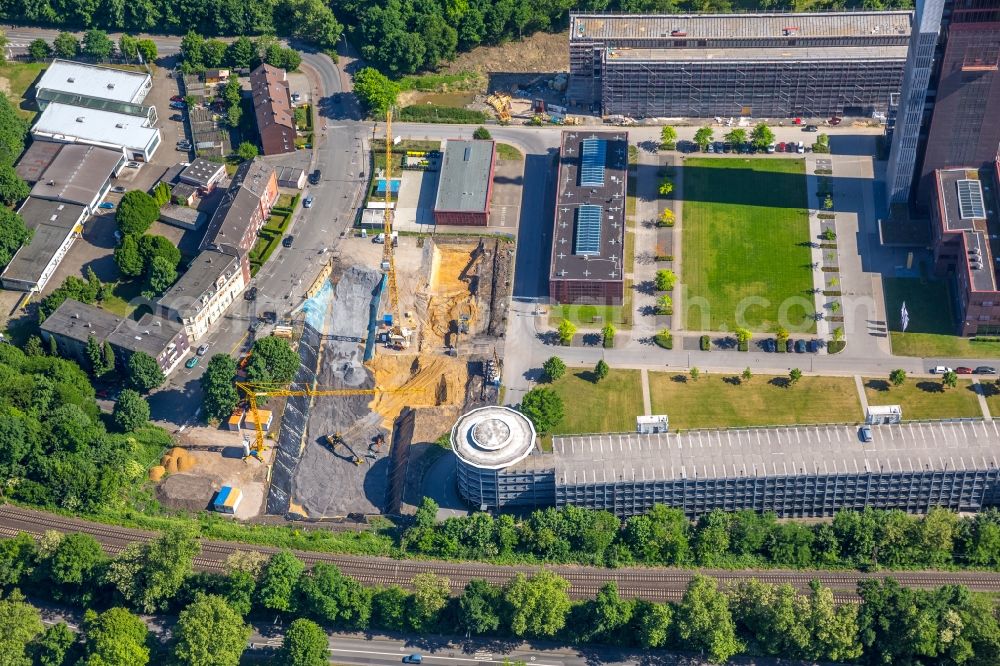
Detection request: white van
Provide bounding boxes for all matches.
[796,141,805,154]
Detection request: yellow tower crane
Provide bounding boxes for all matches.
[235,381,423,463]
[381,109,402,341]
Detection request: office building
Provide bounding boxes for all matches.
[568,11,912,118]
[433,139,497,226]
[0,198,87,292]
[549,131,628,305]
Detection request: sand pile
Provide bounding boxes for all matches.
[369,354,469,429]
[157,447,196,475]
[422,243,481,349]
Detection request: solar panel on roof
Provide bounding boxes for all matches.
[957,179,986,220]
[579,139,607,187]
[575,205,602,255]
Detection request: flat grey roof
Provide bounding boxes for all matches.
[36,60,151,104]
[605,44,909,63]
[2,198,86,286]
[451,406,537,470]
[542,421,1000,485]
[160,249,241,318]
[41,298,122,343]
[30,144,123,206]
[550,131,628,283]
[434,140,495,213]
[179,158,225,187]
[570,11,912,41]
[936,168,998,293]
[15,141,63,183]
[107,311,185,358]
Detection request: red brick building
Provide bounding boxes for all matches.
[931,162,1000,335]
[200,158,278,256]
[433,139,497,226]
[250,63,296,155]
[548,131,629,305]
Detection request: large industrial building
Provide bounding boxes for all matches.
[433,139,497,226]
[548,131,628,305]
[452,412,1000,518]
[567,11,912,118]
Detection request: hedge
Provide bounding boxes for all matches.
[398,104,488,124]
[700,335,710,351]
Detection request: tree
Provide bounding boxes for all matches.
[690,367,700,382]
[257,551,305,612]
[136,40,158,63]
[138,235,180,270]
[31,622,74,666]
[636,599,673,648]
[742,367,753,384]
[654,269,676,291]
[658,178,674,197]
[594,359,609,382]
[789,368,803,386]
[173,594,251,666]
[656,294,672,315]
[52,32,79,59]
[119,34,139,59]
[116,191,159,237]
[505,570,572,637]
[202,39,227,68]
[557,319,576,346]
[0,207,32,269]
[734,327,752,346]
[113,389,149,432]
[236,142,259,161]
[724,128,747,146]
[408,572,449,631]
[372,587,409,631]
[889,369,906,387]
[43,532,106,604]
[589,582,633,642]
[473,127,492,140]
[296,563,372,628]
[675,575,742,664]
[776,326,790,346]
[280,618,329,666]
[82,607,150,666]
[246,336,299,385]
[353,67,399,117]
[148,255,177,295]
[151,181,171,206]
[114,235,144,278]
[24,335,44,357]
[226,37,256,69]
[542,356,566,382]
[457,579,501,635]
[127,351,165,393]
[275,0,344,50]
[601,322,616,348]
[105,528,199,613]
[659,125,677,150]
[180,31,205,69]
[201,355,239,422]
[82,29,115,61]
[942,370,958,389]
[751,122,775,150]
[519,387,564,433]
[0,590,43,666]
[0,164,29,206]
[28,38,52,62]
[694,127,714,151]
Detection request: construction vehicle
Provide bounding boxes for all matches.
[486,93,512,123]
[235,381,423,463]
[485,346,502,386]
[379,110,412,350]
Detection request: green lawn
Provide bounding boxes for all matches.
[549,303,630,329]
[0,61,46,120]
[863,377,983,420]
[648,372,861,430]
[883,277,1000,358]
[682,157,813,332]
[548,369,644,435]
[496,143,523,161]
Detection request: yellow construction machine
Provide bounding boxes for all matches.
[486,93,512,123]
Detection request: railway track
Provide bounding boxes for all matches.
[5,505,1000,603]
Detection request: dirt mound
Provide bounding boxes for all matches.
[421,243,481,350]
[160,447,196,475]
[157,473,216,512]
[441,30,569,75]
[148,466,166,482]
[369,354,469,430]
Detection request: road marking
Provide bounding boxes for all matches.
[329,649,561,666]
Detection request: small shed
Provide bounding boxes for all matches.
[360,207,390,229]
[243,408,273,431]
[276,166,306,189]
[866,405,902,425]
[204,69,231,84]
[227,409,244,431]
[171,182,198,206]
[637,414,669,434]
[212,485,243,514]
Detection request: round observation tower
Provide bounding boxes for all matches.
[450,406,536,509]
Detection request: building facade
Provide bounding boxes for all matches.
[158,249,248,343]
[568,11,912,118]
[250,64,297,155]
[917,0,1000,206]
[200,159,278,255]
[433,139,497,226]
[549,131,628,305]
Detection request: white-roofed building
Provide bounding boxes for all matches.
[31,102,162,162]
[35,59,152,107]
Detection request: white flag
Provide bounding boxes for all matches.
[901,301,910,332]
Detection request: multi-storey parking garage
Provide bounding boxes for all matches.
[568,11,912,118]
[453,418,1000,518]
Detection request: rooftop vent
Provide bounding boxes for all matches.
[115,123,124,129]
[67,77,75,83]
[107,83,115,89]
[76,117,85,122]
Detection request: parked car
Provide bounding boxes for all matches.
[706,143,715,153]
[169,101,185,110]
[722,143,733,153]
[762,338,776,352]
[776,142,786,152]
[713,141,724,152]
[955,367,974,374]
[766,143,776,153]
[282,235,294,248]
[793,339,805,353]
[303,195,314,208]
[309,169,321,185]
[930,365,953,374]
[170,114,184,122]
[126,161,141,168]
[170,95,184,102]
[245,286,258,301]
[859,426,873,443]
[796,141,805,153]
[98,202,115,209]
[804,124,819,132]
[262,311,278,324]
[196,344,210,356]
[808,339,819,353]
[829,116,842,125]
[785,339,794,353]
[785,143,797,153]
[402,656,422,664]
[975,366,997,374]
[111,186,126,193]
[185,357,199,369]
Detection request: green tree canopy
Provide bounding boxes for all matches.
[28,38,52,62]
[138,234,181,270]
[659,125,677,148]
[236,142,259,160]
[113,389,150,432]
[246,336,299,385]
[353,67,398,117]
[0,207,32,270]
[408,572,449,631]
[0,590,43,666]
[82,29,115,61]
[82,606,150,666]
[542,356,566,382]
[0,164,29,206]
[519,387,563,433]
[127,351,165,393]
[257,550,305,612]
[751,123,775,149]
[594,359,609,382]
[147,255,178,294]
[457,579,501,635]
[173,594,251,666]
[201,354,239,422]
[675,575,743,664]
[473,126,491,140]
[694,127,714,150]
[105,528,199,613]
[114,235,144,278]
[52,32,79,59]
[296,563,372,628]
[557,318,576,346]
[116,191,160,237]
[280,618,329,666]
[504,570,572,637]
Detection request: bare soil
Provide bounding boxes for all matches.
[441,31,569,76]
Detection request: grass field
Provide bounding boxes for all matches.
[496,143,523,161]
[0,62,45,120]
[883,277,1000,358]
[863,377,982,420]
[682,158,813,332]
[648,372,861,430]
[547,369,644,435]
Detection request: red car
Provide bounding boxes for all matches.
[776,142,786,152]
[170,95,184,103]
[955,367,974,374]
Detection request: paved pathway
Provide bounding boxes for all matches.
[630,149,661,343]
[640,368,652,416]
[854,375,870,413]
[974,378,993,421]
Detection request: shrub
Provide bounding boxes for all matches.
[557,320,576,346]
[657,294,673,315]
[601,323,616,349]
[654,330,673,349]
[473,127,491,140]
[594,360,609,382]
[827,340,846,354]
[821,227,837,241]
[658,209,675,227]
[654,269,676,292]
[738,341,749,352]
[699,335,710,351]
[398,105,487,124]
[542,356,566,382]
